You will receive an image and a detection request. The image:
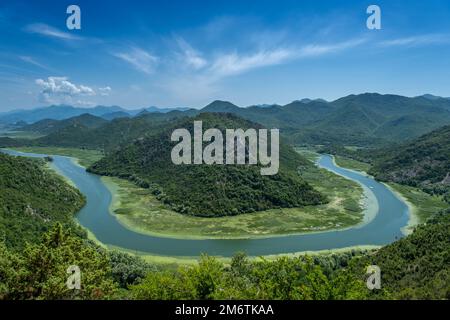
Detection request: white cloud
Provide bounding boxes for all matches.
[35,76,95,105]
[379,34,450,47]
[297,38,366,57]
[175,37,207,69]
[113,47,158,74]
[99,86,112,96]
[159,37,366,104]
[209,49,293,78]
[24,23,82,40]
[207,38,365,79]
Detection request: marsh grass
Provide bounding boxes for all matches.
[103,162,365,239]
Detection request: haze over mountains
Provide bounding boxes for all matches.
[4,93,450,147]
[0,105,191,124]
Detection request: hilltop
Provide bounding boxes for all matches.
[88,113,326,217]
[4,93,450,148]
[19,113,107,135]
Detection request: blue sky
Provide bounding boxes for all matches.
[1,0,450,111]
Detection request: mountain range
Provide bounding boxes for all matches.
[3,93,450,149]
[0,105,191,124]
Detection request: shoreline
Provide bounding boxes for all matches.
[2,148,414,263]
[383,182,419,235]
[321,155,379,228]
[101,173,368,240]
[106,243,382,265]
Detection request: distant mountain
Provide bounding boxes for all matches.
[29,110,196,151]
[88,113,325,217]
[0,105,191,125]
[20,114,108,135]
[4,93,450,147]
[144,106,191,113]
[100,111,131,121]
[419,94,450,101]
[0,105,125,124]
[202,100,242,113]
[199,93,450,146]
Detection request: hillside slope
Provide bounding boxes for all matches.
[0,152,85,249]
[200,94,450,146]
[88,113,326,217]
[20,113,108,135]
[368,125,450,201]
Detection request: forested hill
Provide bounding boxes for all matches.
[88,113,326,217]
[4,93,450,149]
[368,125,450,201]
[200,94,450,146]
[19,113,108,135]
[30,111,197,151]
[0,152,85,249]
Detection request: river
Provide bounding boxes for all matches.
[2,149,409,257]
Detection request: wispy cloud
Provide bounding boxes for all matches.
[19,56,49,70]
[209,49,294,78]
[207,38,365,79]
[175,37,207,69]
[379,34,450,47]
[24,23,82,41]
[160,37,366,104]
[113,47,159,74]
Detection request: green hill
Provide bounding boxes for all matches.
[0,152,85,250]
[348,210,450,299]
[6,93,450,149]
[368,125,450,201]
[88,113,326,217]
[20,113,108,135]
[31,111,196,151]
[199,94,450,146]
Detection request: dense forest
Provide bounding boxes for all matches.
[320,125,450,203]
[0,152,85,249]
[1,209,448,300]
[88,113,326,216]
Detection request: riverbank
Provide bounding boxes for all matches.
[101,161,366,240]
[3,148,413,263]
[107,243,382,267]
[10,147,103,167]
[325,153,447,235]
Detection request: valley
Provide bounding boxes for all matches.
[1,94,449,300]
[2,149,406,258]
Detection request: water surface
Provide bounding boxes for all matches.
[2,149,409,257]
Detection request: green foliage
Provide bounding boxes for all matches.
[109,250,155,288]
[343,210,450,299]
[203,94,450,146]
[131,211,450,300]
[131,253,367,300]
[321,125,450,203]
[0,152,86,250]
[20,113,108,135]
[0,224,118,300]
[29,111,196,151]
[88,113,326,217]
[368,125,450,203]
